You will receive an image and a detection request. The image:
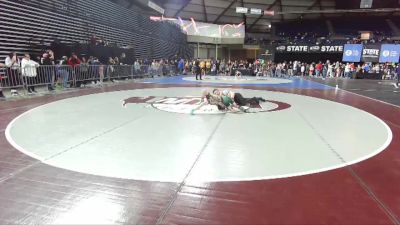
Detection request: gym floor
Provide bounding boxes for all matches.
[309,77,400,106]
[0,76,399,224]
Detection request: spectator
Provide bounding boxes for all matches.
[57,56,69,88]
[0,63,5,99]
[315,62,322,77]
[301,63,305,76]
[77,57,89,87]
[21,53,39,94]
[335,62,341,77]
[309,63,315,76]
[194,59,201,80]
[68,53,81,88]
[200,60,206,77]
[68,53,81,66]
[327,62,334,78]
[108,57,116,81]
[206,60,211,75]
[322,62,328,79]
[344,63,351,78]
[5,52,21,96]
[90,35,97,45]
[363,63,370,73]
[134,60,141,75]
[288,62,293,76]
[119,53,129,65]
[89,56,102,85]
[41,50,55,91]
[178,59,184,74]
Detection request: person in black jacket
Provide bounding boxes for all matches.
[195,59,202,80]
[41,50,55,91]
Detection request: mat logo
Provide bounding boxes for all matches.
[122,96,291,114]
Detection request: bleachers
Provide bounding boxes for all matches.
[331,19,392,36]
[246,18,397,46]
[0,0,193,62]
[276,21,330,37]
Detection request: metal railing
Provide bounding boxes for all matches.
[0,64,178,94]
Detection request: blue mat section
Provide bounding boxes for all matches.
[141,76,333,90]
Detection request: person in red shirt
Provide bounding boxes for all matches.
[350,63,356,79]
[68,53,81,88]
[68,53,81,67]
[315,62,322,77]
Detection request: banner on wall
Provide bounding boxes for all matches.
[275,45,343,53]
[362,44,380,62]
[379,44,400,63]
[274,43,400,63]
[342,44,363,62]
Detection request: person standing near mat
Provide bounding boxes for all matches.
[195,59,202,80]
[0,63,5,99]
[5,52,21,96]
[206,60,211,75]
[21,53,40,94]
[396,65,400,87]
[200,60,206,78]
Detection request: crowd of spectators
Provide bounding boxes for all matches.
[177,59,264,77]
[177,58,400,84]
[263,60,399,80]
[0,49,184,100]
[246,31,400,46]
[246,18,399,46]
[2,53,400,99]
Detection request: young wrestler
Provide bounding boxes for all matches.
[213,89,266,107]
[202,90,226,110]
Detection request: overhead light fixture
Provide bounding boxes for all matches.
[250,8,262,15]
[264,10,275,16]
[236,7,248,13]
[360,0,373,8]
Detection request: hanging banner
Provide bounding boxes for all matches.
[320,45,343,53]
[236,7,248,13]
[250,8,262,15]
[286,45,310,52]
[342,44,363,62]
[362,44,380,62]
[379,44,400,63]
[275,45,343,53]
